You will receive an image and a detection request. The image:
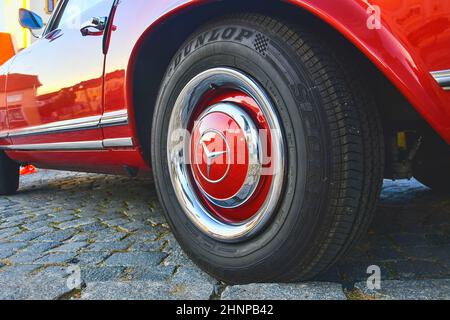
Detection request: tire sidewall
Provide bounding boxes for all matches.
[151,19,330,281]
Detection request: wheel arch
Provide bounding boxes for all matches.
[126,0,448,161]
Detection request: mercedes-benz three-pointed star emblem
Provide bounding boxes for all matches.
[200,140,228,178]
[196,129,231,183]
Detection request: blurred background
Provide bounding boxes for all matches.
[0,0,57,64]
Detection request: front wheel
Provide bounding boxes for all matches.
[151,14,384,283]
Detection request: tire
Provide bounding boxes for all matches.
[151,14,384,283]
[0,151,19,195]
[414,135,450,192]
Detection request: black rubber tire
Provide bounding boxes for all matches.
[0,151,19,195]
[151,14,384,283]
[414,135,450,192]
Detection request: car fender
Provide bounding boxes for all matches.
[105,0,450,144]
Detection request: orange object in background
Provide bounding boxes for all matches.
[20,165,37,176]
[0,33,15,65]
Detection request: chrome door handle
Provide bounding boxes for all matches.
[80,17,107,36]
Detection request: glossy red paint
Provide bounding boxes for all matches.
[285,0,450,141]
[102,70,131,141]
[0,60,13,146]
[0,0,449,176]
[5,1,113,141]
[108,0,450,142]
[6,148,149,176]
[1,0,148,173]
[10,129,101,145]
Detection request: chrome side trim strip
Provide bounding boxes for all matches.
[100,110,129,126]
[1,141,104,151]
[0,137,134,151]
[103,137,134,148]
[431,70,450,90]
[0,132,8,139]
[8,115,101,138]
[4,109,129,138]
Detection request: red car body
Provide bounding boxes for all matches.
[0,0,449,174]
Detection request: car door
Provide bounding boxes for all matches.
[5,0,115,149]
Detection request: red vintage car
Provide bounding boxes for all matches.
[0,0,449,283]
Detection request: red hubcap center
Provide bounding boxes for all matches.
[186,88,275,224]
[191,112,249,201]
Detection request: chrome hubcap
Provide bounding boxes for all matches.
[191,103,262,209]
[167,67,285,242]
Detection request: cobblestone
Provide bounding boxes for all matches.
[355,279,450,300]
[104,252,166,267]
[1,170,450,300]
[222,283,347,300]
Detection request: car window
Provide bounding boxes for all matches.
[55,0,107,30]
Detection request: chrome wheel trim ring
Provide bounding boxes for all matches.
[167,67,285,242]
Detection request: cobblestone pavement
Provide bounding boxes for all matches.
[1,169,450,300]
